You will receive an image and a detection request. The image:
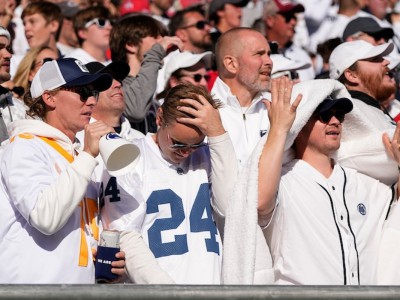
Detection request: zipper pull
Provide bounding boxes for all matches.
[243,113,246,121]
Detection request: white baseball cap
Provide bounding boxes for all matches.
[271,54,310,76]
[329,40,394,79]
[164,50,212,83]
[30,58,112,98]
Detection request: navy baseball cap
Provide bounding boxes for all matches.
[314,96,353,115]
[85,61,130,83]
[30,58,113,98]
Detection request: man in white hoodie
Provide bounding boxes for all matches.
[0,58,125,283]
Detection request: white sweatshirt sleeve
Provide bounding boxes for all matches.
[3,139,97,235]
[120,230,175,284]
[208,132,238,217]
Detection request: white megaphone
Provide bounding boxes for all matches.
[99,132,140,176]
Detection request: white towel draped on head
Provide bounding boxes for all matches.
[222,79,351,284]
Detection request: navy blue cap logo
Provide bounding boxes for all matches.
[260,130,268,137]
[357,203,366,216]
[105,132,122,140]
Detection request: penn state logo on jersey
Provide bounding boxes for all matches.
[357,203,367,216]
[105,132,122,140]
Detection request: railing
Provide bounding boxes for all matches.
[1,285,400,299]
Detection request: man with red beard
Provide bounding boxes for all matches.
[211,27,273,168]
[329,40,398,186]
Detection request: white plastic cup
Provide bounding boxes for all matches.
[99,132,140,176]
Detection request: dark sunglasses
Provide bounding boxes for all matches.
[278,12,297,23]
[59,86,99,102]
[33,57,54,68]
[318,110,345,124]
[181,73,211,83]
[84,18,111,29]
[268,41,279,54]
[180,20,209,30]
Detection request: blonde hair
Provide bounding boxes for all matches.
[13,46,53,96]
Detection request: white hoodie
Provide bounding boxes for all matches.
[0,119,98,283]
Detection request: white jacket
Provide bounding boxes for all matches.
[211,77,270,169]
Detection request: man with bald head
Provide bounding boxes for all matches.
[211,27,272,168]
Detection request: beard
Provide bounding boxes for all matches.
[358,71,395,103]
[191,36,212,52]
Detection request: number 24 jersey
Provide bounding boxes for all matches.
[100,134,222,284]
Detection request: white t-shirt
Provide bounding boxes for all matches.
[101,133,222,284]
[266,159,393,285]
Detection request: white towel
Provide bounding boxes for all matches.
[222,79,351,284]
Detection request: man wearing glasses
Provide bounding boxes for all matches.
[258,91,400,284]
[101,83,237,284]
[169,6,212,54]
[0,58,126,283]
[263,0,315,81]
[67,6,112,64]
[156,50,211,99]
[223,77,400,284]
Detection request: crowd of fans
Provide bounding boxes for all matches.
[1,0,400,286]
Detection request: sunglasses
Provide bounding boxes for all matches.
[168,133,206,151]
[278,12,297,23]
[318,110,346,124]
[180,20,209,30]
[84,18,111,29]
[59,86,99,102]
[180,73,211,83]
[272,70,299,80]
[269,41,279,54]
[33,57,54,69]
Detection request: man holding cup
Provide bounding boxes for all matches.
[0,58,125,283]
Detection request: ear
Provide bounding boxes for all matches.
[156,107,164,127]
[28,69,36,82]
[175,29,187,42]
[125,43,138,55]
[42,91,56,108]
[49,19,60,34]
[78,28,88,40]
[343,68,359,84]
[169,76,180,88]
[223,55,238,74]
[264,15,275,28]
[217,8,225,19]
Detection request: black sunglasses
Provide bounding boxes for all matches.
[278,11,297,23]
[180,20,209,30]
[33,57,54,68]
[318,110,345,124]
[268,41,279,54]
[60,86,99,102]
[180,73,211,83]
